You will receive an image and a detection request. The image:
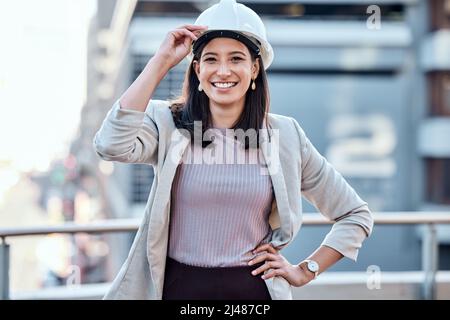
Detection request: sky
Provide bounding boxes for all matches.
[0,0,97,173]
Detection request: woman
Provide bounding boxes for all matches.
[94,0,374,300]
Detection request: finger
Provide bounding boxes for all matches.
[177,24,208,31]
[260,243,278,254]
[176,29,198,41]
[253,244,270,254]
[171,29,198,41]
[253,243,277,255]
[261,269,281,280]
[248,253,278,266]
[251,261,282,276]
[192,29,206,38]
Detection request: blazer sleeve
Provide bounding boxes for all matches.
[291,118,374,261]
[92,99,161,166]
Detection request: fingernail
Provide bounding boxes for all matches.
[261,275,266,279]
[251,271,256,275]
[248,261,253,266]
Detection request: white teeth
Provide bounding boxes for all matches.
[213,82,237,88]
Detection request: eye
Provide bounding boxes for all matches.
[231,57,243,62]
[204,57,216,62]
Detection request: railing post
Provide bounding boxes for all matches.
[422,223,438,300]
[0,237,10,300]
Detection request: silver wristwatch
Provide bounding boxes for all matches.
[300,259,320,279]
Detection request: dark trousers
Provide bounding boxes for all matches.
[162,257,272,300]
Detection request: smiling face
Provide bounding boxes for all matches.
[193,37,260,111]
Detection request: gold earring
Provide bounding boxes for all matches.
[251,79,256,91]
[198,83,203,92]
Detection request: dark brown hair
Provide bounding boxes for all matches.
[169,39,272,149]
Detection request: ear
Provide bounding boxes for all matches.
[252,57,260,79]
[193,60,200,78]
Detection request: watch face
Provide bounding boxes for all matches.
[307,260,319,273]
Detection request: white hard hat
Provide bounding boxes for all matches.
[189,0,274,69]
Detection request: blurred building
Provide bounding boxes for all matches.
[71,0,450,280]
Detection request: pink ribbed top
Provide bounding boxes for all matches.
[168,128,274,267]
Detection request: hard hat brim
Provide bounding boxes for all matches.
[192,30,261,57]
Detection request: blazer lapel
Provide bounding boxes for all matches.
[147,129,190,296]
[259,125,293,248]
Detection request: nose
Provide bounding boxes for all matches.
[217,62,231,77]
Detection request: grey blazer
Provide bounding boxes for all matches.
[93,99,374,300]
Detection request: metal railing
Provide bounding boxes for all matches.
[1,212,450,300]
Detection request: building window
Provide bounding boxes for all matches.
[131,164,154,203]
[426,158,450,204]
[428,72,450,116]
[429,0,450,31]
[249,3,404,21]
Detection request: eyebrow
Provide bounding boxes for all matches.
[203,51,247,57]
